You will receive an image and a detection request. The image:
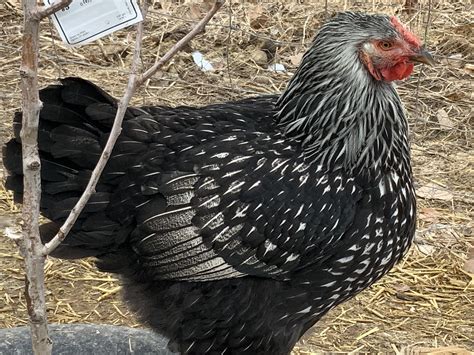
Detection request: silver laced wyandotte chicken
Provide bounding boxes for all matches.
[3,12,434,355]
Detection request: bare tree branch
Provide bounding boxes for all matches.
[17,1,223,353]
[43,1,224,254]
[19,1,72,354]
[34,0,72,21]
[42,5,147,255]
[137,0,224,86]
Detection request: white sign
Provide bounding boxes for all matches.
[45,0,143,46]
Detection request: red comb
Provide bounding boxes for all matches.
[390,16,421,47]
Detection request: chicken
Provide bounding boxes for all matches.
[3,12,434,355]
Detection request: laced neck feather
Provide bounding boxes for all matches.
[276,12,411,177]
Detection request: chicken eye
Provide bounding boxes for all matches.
[380,41,393,50]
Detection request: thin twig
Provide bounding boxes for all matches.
[42,6,147,255]
[137,0,224,86]
[413,0,432,131]
[19,1,72,354]
[34,0,72,21]
[43,0,225,255]
[225,0,233,88]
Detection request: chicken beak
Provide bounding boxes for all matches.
[410,47,436,66]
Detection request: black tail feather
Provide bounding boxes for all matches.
[2,77,136,260]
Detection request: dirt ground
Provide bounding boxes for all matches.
[0,0,473,354]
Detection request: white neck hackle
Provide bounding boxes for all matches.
[276,12,412,177]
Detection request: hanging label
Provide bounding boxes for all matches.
[45,0,143,46]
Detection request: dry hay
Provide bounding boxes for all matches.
[0,0,473,353]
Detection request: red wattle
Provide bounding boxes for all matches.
[381,62,414,81]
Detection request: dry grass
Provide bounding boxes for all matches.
[0,0,473,353]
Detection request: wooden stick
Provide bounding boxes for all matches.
[19,1,73,354]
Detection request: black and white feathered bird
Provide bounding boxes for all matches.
[3,12,434,355]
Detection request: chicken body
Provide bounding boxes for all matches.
[3,12,431,355]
